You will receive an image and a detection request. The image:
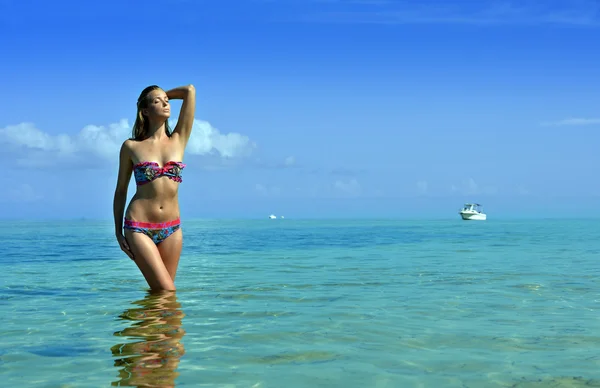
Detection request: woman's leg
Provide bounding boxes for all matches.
[157,228,183,281]
[125,230,176,291]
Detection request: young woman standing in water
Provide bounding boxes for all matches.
[113,84,196,291]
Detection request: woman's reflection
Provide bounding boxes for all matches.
[112,290,186,387]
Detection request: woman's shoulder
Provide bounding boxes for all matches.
[122,137,143,148]
[119,138,139,156]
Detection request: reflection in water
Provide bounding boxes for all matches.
[111,291,186,387]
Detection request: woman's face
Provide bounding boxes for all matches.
[143,89,171,120]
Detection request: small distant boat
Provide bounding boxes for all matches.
[269,214,277,219]
[459,203,487,221]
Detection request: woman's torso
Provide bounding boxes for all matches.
[125,136,185,223]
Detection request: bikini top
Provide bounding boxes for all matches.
[133,161,186,186]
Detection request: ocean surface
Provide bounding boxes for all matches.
[1,218,600,387]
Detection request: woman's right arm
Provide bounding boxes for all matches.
[113,140,133,237]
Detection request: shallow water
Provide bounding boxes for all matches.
[2,218,600,387]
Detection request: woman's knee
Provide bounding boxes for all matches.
[152,278,176,291]
[140,263,176,291]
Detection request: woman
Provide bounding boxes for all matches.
[113,84,196,291]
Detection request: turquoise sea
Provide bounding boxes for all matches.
[1,218,600,387]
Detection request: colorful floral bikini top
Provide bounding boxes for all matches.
[133,161,186,186]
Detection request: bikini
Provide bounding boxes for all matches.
[124,161,186,244]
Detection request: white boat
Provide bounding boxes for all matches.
[459,203,487,221]
[269,214,277,219]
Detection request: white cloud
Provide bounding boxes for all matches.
[185,119,256,158]
[0,122,80,154]
[540,118,600,126]
[0,118,256,167]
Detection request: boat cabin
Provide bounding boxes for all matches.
[461,203,483,213]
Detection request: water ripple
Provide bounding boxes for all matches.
[1,219,600,386]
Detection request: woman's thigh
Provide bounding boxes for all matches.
[125,230,176,291]
[157,228,183,281]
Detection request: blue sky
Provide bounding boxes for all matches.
[1,0,599,219]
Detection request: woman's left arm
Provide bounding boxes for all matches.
[166,84,196,145]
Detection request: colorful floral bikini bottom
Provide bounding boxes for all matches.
[124,218,181,245]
